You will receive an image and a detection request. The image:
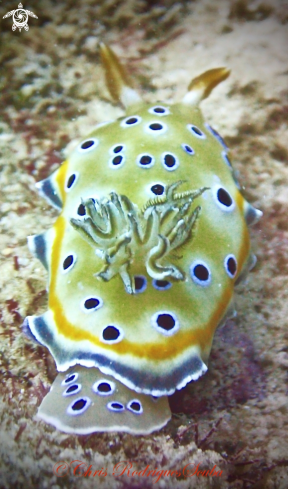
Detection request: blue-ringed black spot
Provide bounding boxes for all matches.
[152,311,179,336]
[84,298,100,309]
[107,401,125,412]
[81,140,94,150]
[134,275,147,293]
[151,184,164,195]
[217,188,232,207]
[162,152,178,170]
[77,203,86,216]
[63,254,75,272]
[187,124,206,139]
[148,106,169,116]
[93,379,115,396]
[62,373,78,385]
[149,122,163,131]
[153,279,172,291]
[67,397,91,415]
[63,383,82,397]
[127,400,143,414]
[190,260,211,287]
[181,143,195,155]
[66,174,76,189]
[112,155,123,166]
[121,116,141,127]
[225,254,237,278]
[102,325,122,343]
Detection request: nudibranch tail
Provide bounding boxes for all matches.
[37,365,171,435]
[99,42,142,107]
[182,67,231,106]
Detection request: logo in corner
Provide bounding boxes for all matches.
[3,3,38,32]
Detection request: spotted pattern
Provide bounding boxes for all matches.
[213,185,235,212]
[107,401,125,412]
[121,116,141,127]
[134,276,147,293]
[224,254,237,278]
[63,383,82,397]
[101,325,123,344]
[62,373,78,386]
[62,253,76,273]
[161,152,179,171]
[66,173,78,191]
[136,154,155,169]
[110,144,125,154]
[93,379,116,396]
[181,143,195,155]
[127,399,143,414]
[109,154,125,169]
[145,121,167,134]
[148,106,170,116]
[150,183,165,195]
[151,311,179,336]
[187,124,206,139]
[81,297,103,313]
[190,260,211,287]
[67,397,91,416]
[152,279,172,291]
[78,138,99,153]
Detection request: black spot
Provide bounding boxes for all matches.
[194,264,209,281]
[149,122,163,131]
[153,279,171,290]
[109,402,124,411]
[113,145,124,153]
[63,254,74,271]
[71,398,87,411]
[217,188,233,207]
[97,382,112,393]
[163,153,177,168]
[84,298,100,310]
[77,203,86,216]
[67,174,76,189]
[102,325,120,341]
[125,117,138,125]
[134,276,146,292]
[81,140,94,150]
[182,144,194,155]
[227,256,237,276]
[189,125,204,137]
[151,184,164,195]
[66,384,79,394]
[129,401,141,412]
[156,313,175,331]
[152,106,165,113]
[112,155,123,166]
[139,155,152,166]
[64,374,77,384]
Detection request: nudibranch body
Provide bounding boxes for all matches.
[23,44,261,435]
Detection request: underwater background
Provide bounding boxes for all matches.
[0,0,288,487]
